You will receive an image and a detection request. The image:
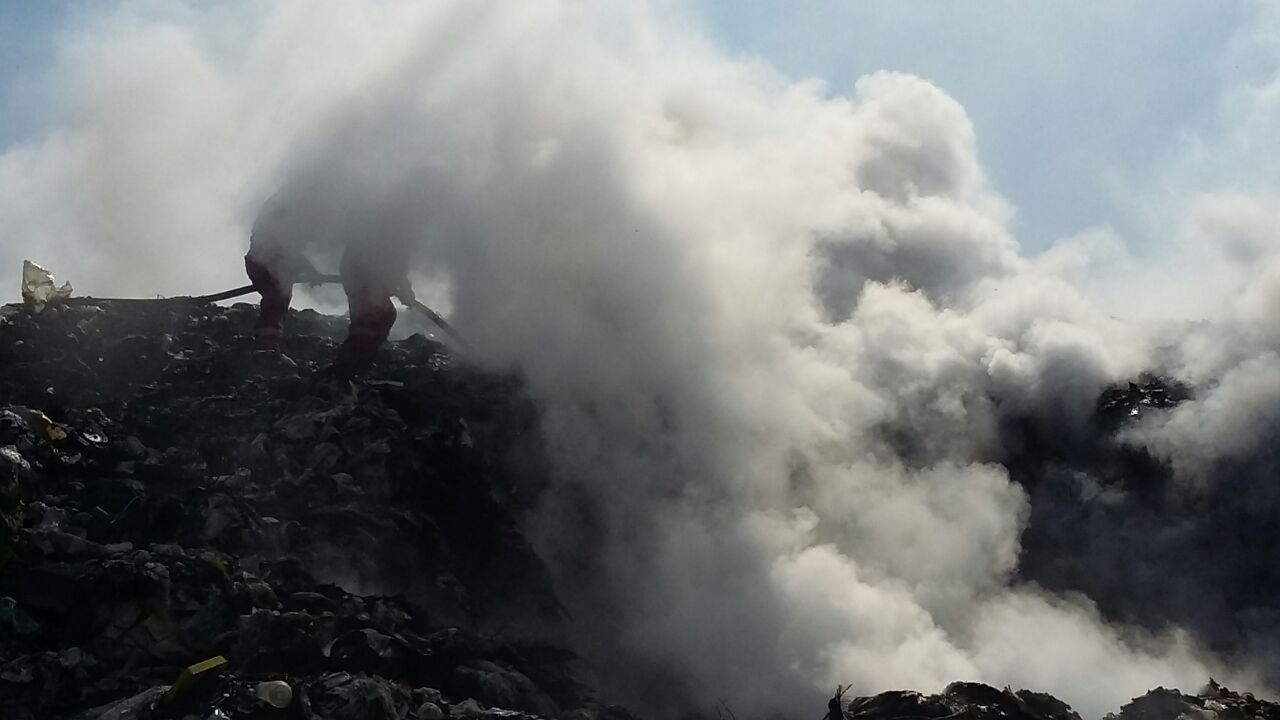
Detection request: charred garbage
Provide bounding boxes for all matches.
[0,298,617,720]
[834,680,1280,720]
[1104,680,1280,720]
[2,296,1279,720]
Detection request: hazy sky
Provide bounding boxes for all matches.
[688,1,1270,248]
[3,4,1280,714]
[1,2,1277,252]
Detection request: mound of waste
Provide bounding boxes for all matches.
[841,680,1280,720]
[0,298,621,720]
[2,297,1277,720]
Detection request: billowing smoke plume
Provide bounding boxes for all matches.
[3,2,1279,718]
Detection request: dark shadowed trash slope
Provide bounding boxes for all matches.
[2,299,1278,720]
[0,299,624,720]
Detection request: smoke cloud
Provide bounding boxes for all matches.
[2,2,1279,718]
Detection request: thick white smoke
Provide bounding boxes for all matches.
[2,2,1278,718]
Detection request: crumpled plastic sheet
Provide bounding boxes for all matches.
[20,260,73,314]
[86,685,168,720]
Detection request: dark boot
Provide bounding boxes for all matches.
[331,302,396,377]
[245,255,293,342]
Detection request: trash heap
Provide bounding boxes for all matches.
[0,299,622,720]
[1105,680,1280,720]
[844,682,1081,720]
[3,298,1279,720]
[1094,373,1193,428]
[841,680,1280,720]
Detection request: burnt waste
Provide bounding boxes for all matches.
[0,298,1277,719]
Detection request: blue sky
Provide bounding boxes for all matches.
[687,1,1267,248]
[1,1,1272,252]
[0,2,77,148]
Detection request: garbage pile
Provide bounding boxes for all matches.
[1094,373,1193,428]
[841,680,1280,720]
[1104,680,1280,720]
[0,299,623,720]
[3,297,1279,720]
[844,682,1081,720]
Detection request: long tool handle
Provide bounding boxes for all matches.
[404,297,470,350]
[66,287,256,305]
[65,274,344,306]
[193,284,257,303]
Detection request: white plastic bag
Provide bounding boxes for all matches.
[21,260,73,313]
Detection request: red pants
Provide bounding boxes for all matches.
[244,251,397,369]
[245,255,292,335]
[335,249,398,369]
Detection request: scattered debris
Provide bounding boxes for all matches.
[846,682,1082,720]
[1096,373,1193,426]
[842,680,1280,720]
[1104,680,1280,720]
[0,299,593,719]
[2,297,1276,720]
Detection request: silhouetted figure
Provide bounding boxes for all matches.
[244,196,413,375]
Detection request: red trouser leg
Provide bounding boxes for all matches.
[335,252,397,371]
[335,295,395,371]
[244,255,293,335]
[342,299,395,353]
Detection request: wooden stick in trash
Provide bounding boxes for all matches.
[192,284,256,303]
[66,287,256,305]
[196,273,343,303]
[65,275,344,306]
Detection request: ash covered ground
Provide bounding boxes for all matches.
[1,298,1278,720]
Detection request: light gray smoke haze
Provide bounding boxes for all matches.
[3,3,1280,718]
